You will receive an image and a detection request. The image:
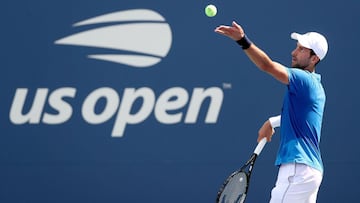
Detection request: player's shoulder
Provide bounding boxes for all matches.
[288,68,309,75]
[288,68,314,80]
[288,68,322,90]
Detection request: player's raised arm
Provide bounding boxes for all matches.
[215,21,289,84]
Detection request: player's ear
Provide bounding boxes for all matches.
[311,55,320,66]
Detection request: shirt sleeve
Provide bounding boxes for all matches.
[287,68,312,98]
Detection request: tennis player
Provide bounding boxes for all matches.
[215,21,328,203]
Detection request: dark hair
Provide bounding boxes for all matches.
[310,49,320,66]
[310,49,316,56]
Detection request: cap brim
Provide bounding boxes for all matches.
[291,32,300,40]
[291,32,311,49]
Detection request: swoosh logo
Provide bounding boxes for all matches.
[55,9,172,68]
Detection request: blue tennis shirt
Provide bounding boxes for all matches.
[276,68,326,173]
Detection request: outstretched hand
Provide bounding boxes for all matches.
[215,21,245,41]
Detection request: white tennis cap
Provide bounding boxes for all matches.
[291,32,328,60]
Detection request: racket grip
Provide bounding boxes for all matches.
[254,137,267,155]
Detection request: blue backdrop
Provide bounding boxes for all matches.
[1,0,359,202]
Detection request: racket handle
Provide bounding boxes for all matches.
[254,137,267,155]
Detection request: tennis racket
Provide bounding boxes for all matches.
[216,138,267,203]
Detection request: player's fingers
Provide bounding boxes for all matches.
[232,21,245,38]
[257,134,265,142]
[232,21,242,31]
[215,30,230,38]
[214,27,225,33]
[215,29,235,39]
[232,21,239,27]
[214,27,226,34]
[215,26,231,33]
[215,25,229,30]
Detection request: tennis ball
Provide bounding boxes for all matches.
[205,4,217,17]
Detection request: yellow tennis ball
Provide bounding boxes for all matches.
[205,4,217,17]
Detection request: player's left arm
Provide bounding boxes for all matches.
[244,44,289,85]
[215,21,289,84]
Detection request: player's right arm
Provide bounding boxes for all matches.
[258,120,274,142]
[258,115,281,142]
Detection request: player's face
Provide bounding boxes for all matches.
[291,43,316,69]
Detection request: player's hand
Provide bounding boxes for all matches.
[215,21,245,41]
[258,120,274,142]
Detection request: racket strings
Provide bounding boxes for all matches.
[217,172,248,203]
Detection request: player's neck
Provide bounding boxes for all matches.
[293,65,315,72]
[304,66,315,72]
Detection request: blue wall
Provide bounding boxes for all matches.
[1,0,359,202]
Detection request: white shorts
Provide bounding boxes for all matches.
[269,163,323,203]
